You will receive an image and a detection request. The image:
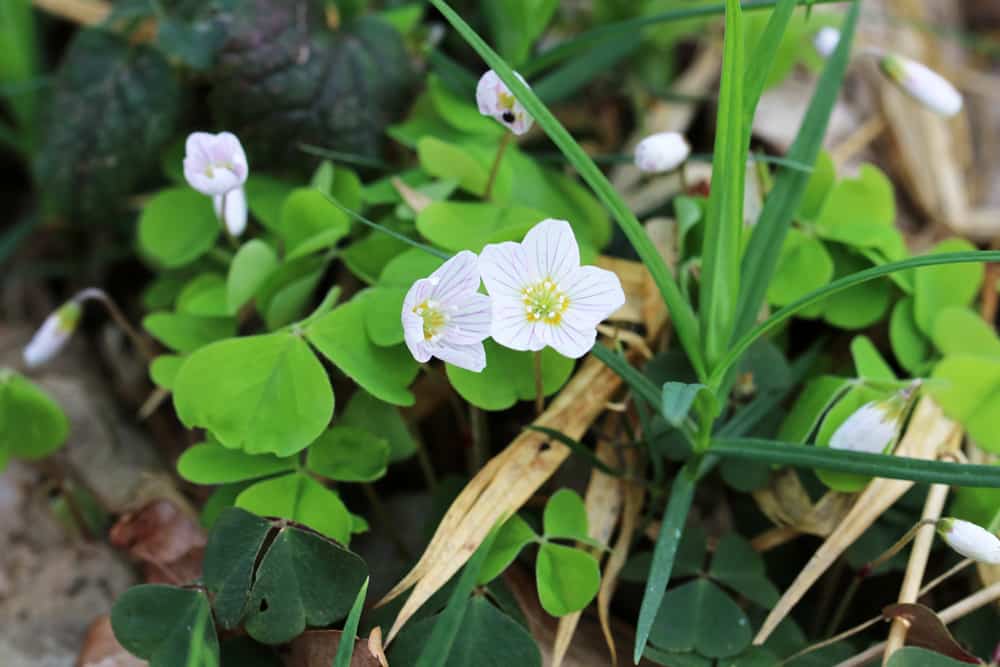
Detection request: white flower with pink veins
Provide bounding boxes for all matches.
[479,219,625,359]
[401,251,492,373]
[183,131,249,196]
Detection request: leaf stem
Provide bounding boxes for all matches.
[533,350,544,416]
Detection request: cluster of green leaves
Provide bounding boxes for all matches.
[480,489,602,616]
[0,370,69,470]
[111,508,368,664]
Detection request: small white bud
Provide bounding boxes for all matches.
[183,131,249,196]
[475,69,534,136]
[829,395,906,455]
[937,518,1000,564]
[23,300,82,368]
[634,132,691,174]
[879,54,963,117]
[213,186,248,238]
[813,27,841,59]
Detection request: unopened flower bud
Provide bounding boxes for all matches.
[937,518,1000,564]
[813,27,840,58]
[476,69,533,136]
[23,300,82,368]
[829,390,911,454]
[183,131,249,196]
[635,132,691,174]
[214,186,248,238]
[879,54,963,117]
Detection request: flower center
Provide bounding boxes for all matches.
[522,279,570,325]
[414,299,448,341]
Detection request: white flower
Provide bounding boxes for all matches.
[937,518,1000,565]
[23,299,82,368]
[879,54,963,117]
[476,69,534,136]
[479,219,625,359]
[183,131,249,196]
[813,27,840,58]
[634,132,691,174]
[829,398,903,454]
[213,186,248,238]
[401,250,492,372]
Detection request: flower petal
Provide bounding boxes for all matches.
[444,292,491,345]
[522,219,580,285]
[437,342,487,373]
[430,250,481,304]
[564,265,626,324]
[538,317,597,359]
[480,241,532,300]
[402,279,435,363]
[214,187,248,237]
[491,300,545,352]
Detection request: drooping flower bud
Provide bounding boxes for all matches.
[23,300,82,368]
[213,186,248,238]
[936,518,1000,564]
[879,54,963,117]
[634,132,691,174]
[813,27,840,58]
[829,389,912,455]
[183,131,249,197]
[476,70,534,136]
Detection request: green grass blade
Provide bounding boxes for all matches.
[522,0,846,76]
[333,577,369,667]
[711,438,1000,487]
[733,0,860,341]
[633,458,712,663]
[591,344,661,409]
[414,525,500,667]
[534,36,639,104]
[713,250,1000,387]
[744,0,797,123]
[699,0,745,372]
[430,0,707,380]
[526,425,627,478]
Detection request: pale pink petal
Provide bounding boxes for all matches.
[444,292,491,345]
[564,265,626,324]
[214,187,248,237]
[491,299,546,352]
[401,279,435,363]
[430,251,481,304]
[183,131,248,196]
[480,241,532,300]
[475,69,534,135]
[521,219,580,285]
[436,342,487,373]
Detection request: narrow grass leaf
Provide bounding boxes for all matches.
[591,344,660,409]
[734,0,860,341]
[699,0,745,372]
[710,438,1000,488]
[633,460,700,664]
[743,0,798,124]
[414,525,500,667]
[430,0,706,381]
[714,250,1000,388]
[526,425,626,478]
[333,577,369,667]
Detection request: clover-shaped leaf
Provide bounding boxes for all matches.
[173,332,334,456]
[202,508,368,645]
[543,489,589,541]
[708,534,780,609]
[446,340,574,411]
[306,426,389,482]
[535,542,600,617]
[139,188,219,269]
[143,311,236,353]
[0,372,69,462]
[111,585,218,667]
[227,239,279,314]
[236,472,353,545]
[339,390,418,462]
[649,579,752,659]
[177,441,296,485]
[478,514,537,585]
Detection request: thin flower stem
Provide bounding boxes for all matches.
[76,288,156,362]
[825,518,938,636]
[468,405,489,473]
[484,132,511,201]
[883,482,950,664]
[533,350,544,416]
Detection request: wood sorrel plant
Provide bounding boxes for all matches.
[86,0,1000,665]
